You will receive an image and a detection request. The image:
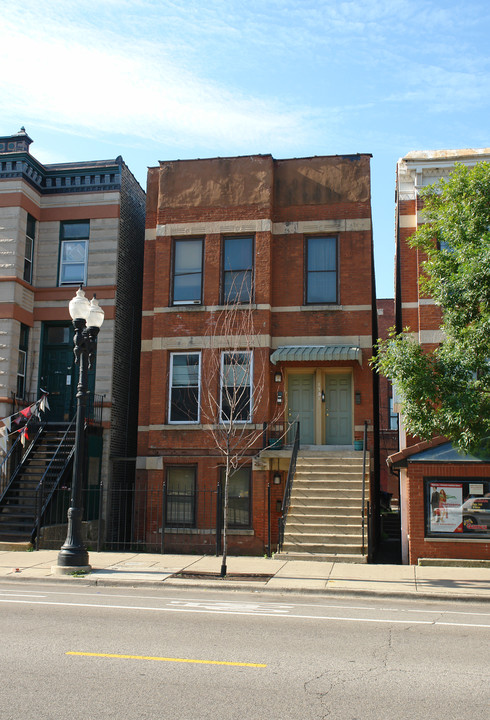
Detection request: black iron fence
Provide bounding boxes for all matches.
[36,481,273,556]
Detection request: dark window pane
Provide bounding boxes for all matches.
[222,467,251,527]
[224,270,252,303]
[166,467,196,526]
[170,353,200,422]
[46,326,71,344]
[170,388,199,422]
[26,214,36,240]
[224,237,253,271]
[61,221,90,239]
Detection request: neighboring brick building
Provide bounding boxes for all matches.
[391,148,490,564]
[0,128,145,544]
[137,153,379,559]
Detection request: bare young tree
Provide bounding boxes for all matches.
[201,281,273,577]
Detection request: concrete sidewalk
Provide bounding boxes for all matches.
[1,549,490,602]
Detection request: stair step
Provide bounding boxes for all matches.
[282,543,364,554]
[275,551,367,563]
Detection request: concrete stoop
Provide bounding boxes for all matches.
[278,452,368,563]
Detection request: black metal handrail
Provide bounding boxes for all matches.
[87,393,104,426]
[0,416,44,504]
[361,420,368,556]
[262,421,287,449]
[35,416,77,546]
[278,421,300,551]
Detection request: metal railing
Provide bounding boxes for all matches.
[262,421,287,449]
[0,415,44,503]
[36,481,273,556]
[34,417,77,547]
[361,420,368,556]
[278,421,300,551]
[87,393,104,426]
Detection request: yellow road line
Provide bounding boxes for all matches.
[66,651,266,668]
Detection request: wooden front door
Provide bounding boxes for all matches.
[287,374,314,444]
[325,373,352,445]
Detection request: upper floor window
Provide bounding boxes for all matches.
[306,236,337,304]
[24,214,36,284]
[169,352,201,423]
[59,220,89,286]
[222,236,253,303]
[220,351,252,423]
[172,238,203,305]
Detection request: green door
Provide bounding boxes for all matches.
[40,323,96,423]
[325,374,352,445]
[287,374,314,444]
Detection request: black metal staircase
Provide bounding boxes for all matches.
[0,420,76,543]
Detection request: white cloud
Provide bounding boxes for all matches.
[0,1,315,151]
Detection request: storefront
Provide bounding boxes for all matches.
[388,440,490,564]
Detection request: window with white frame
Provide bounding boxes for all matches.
[220,351,252,422]
[169,352,201,423]
[24,214,35,284]
[59,220,89,286]
[172,238,203,305]
[16,324,29,398]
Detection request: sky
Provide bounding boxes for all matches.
[1,0,489,298]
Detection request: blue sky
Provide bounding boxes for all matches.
[2,0,489,298]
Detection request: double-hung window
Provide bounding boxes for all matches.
[221,466,251,527]
[306,236,337,304]
[220,351,252,423]
[59,220,89,286]
[222,236,253,303]
[24,214,35,284]
[17,324,29,399]
[169,352,201,423]
[165,466,196,527]
[172,238,203,305]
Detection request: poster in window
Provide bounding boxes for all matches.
[428,483,463,533]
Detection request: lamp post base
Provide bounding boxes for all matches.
[57,546,89,568]
[52,564,91,576]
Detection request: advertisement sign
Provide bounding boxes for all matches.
[428,483,463,533]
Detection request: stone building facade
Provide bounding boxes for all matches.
[0,128,145,540]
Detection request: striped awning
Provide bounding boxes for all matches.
[270,345,362,366]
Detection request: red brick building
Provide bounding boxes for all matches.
[391,149,490,564]
[136,154,378,559]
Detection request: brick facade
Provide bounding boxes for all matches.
[137,153,378,555]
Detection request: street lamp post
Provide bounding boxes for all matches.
[57,286,104,570]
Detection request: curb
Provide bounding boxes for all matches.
[1,573,489,603]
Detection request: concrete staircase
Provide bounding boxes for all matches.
[278,451,368,563]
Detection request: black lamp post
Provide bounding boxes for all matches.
[57,286,104,569]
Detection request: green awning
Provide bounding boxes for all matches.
[270,345,362,366]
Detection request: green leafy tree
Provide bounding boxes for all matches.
[373,161,490,453]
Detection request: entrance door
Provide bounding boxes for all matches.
[287,374,314,444]
[40,325,76,422]
[325,374,352,445]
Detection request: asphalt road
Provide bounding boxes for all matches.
[1,582,489,720]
